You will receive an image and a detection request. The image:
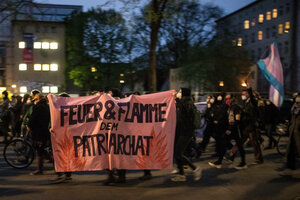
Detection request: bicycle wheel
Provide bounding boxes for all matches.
[3,138,35,169]
[276,135,288,156]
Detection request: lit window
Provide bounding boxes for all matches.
[91,67,97,72]
[42,64,50,71]
[258,14,264,23]
[278,24,283,34]
[19,41,25,49]
[266,11,271,20]
[34,64,42,71]
[273,9,278,18]
[50,86,58,93]
[237,38,242,46]
[251,19,256,26]
[42,86,50,93]
[120,73,124,77]
[11,84,17,88]
[258,31,263,40]
[244,20,250,29]
[50,42,58,49]
[232,40,236,46]
[20,86,27,93]
[42,42,50,49]
[120,80,125,84]
[285,21,290,29]
[34,42,41,49]
[50,64,58,71]
[19,63,27,71]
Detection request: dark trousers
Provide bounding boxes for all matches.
[232,126,263,162]
[199,125,213,151]
[217,127,245,164]
[175,135,196,175]
[265,123,277,147]
[57,172,72,177]
[287,135,297,170]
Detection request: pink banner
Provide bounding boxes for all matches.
[48,91,176,172]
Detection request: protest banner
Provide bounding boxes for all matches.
[48,90,176,172]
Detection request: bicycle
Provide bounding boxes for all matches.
[275,121,289,156]
[3,124,35,169]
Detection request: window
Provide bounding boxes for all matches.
[272,9,278,18]
[251,32,255,43]
[50,64,58,71]
[279,6,283,16]
[284,41,289,54]
[244,20,250,29]
[258,31,263,40]
[51,26,56,33]
[251,18,256,26]
[232,40,236,46]
[42,64,50,71]
[266,28,270,39]
[20,86,27,93]
[285,21,290,33]
[19,41,25,49]
[258,48,262,59]
[35,26,40,33]
[266,11,271,20]
[286,3,290,13]
[50,42,58,49]
[244,35,248,45]
[19,63,27,71]
[42,86,50,93]
[42,42,49,49]
[34,42,41,49]
[272,26,277,37]
[50,86,58,93]
[34,64,41,71]
[278,24,283,34]
[258,14,264,23]
[237,38,242,46]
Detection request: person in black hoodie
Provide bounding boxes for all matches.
[171,88,201,182]
[264,99,279,149]
[28,92,50,175]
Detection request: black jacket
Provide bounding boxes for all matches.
[28,98,50,142]
[176,97,196,138]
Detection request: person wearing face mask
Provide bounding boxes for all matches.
[209,94,228,158]
[264,99,279,149]
[172,88,202,182]
[240,87,263,165]
[209,94,247,169]
[198,96,216,153]
[280,93,300,176]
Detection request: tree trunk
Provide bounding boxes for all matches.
[148,21,159,92]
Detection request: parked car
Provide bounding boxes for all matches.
[194,101,207,138]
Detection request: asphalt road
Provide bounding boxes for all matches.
[0,136,300,200]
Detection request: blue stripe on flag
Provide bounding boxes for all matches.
[257,60,284,98]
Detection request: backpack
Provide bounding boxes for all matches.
[193,107,202,129]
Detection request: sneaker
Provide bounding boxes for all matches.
[235,162,248,170]
[251,160,263,165]
[115,176,126,184]
[103,174,116,186]
[279,169,294,176]
[50,175,65,183]
[171,175,186,182]
[65,176,72,181]
[139,174,152,181]
[208,161,222,169]
[171,169,179,174]
[30,170,43,175]
[193,167,202,181]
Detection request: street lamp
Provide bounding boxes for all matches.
[219,81,224,87]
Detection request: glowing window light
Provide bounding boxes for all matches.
[258,31,263,40]
[285,21,290,29]
[50,64,58,71]
[266,11,271,20]
[50,86,58,93]
[34,42,41,49]
[237,38,242,46]
[278,24,283,34]
[20,86,27,93]
[272,9,278,18]
[258,14,264,23]
[244,20,250,29]
[42,86,50,93]
[11,84,17,88]
[42,42,50,49]
[251,18,256,26]
[19,63,27,71]
[19,41,25,49]
[34,64,41,71]
[120,80,125,83]
[219,81,224,87]
[42,64,50,71]
[50,42,58,49]
[91,67,97,72]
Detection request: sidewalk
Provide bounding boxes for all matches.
[0,137,300,200]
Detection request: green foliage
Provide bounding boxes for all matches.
[178,40,252,91]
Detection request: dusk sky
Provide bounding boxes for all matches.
[35,0,256,15]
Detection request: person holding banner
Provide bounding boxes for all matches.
[28,91,51,175]
[172,88,201,182]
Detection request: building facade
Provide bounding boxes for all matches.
[216,0,299,94]
[0,1,82,94]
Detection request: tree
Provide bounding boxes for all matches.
[65,8,134,92]
[178,40,252,92]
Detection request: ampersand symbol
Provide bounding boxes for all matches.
[104,100,116,120]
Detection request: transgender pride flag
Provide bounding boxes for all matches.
[257,42,284,107]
